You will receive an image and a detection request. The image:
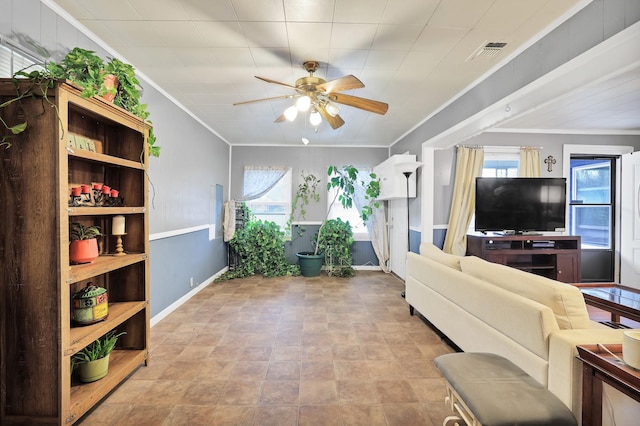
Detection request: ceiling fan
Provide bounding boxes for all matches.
[233,61,389,129]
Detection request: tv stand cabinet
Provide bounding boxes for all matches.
[466,234,581,283]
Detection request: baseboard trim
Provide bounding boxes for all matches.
[150,267,228,327]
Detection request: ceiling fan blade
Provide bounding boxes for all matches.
[255,76,297,89]
[233,94,294,106]
[316,105,345,129]
[327,92,389,115]
[316,75,364,93]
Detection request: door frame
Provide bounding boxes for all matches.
[562,144,633,283]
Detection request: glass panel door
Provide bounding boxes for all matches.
[569,157,615,281]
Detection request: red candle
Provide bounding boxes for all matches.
[93,183,103,190]
[71,187,81,196]
[110,189,119,198]
[81,184,90,194]
[102,185,111,194]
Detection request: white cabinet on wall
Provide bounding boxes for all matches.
[373,154,421,200]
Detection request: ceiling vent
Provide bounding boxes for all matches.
[467,42,508,61]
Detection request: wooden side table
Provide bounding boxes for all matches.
[577,344,640,425]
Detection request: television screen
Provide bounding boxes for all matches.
[475,177,567,233]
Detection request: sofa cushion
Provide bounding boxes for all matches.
[459,256,591,330]
[419,243,462,270]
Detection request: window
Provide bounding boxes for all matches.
[469,147,520,232]
[327,169,370,240]
[0,41,43,78]
[244,169,292,231]
[482,147,519,177]
[569,158,614,249]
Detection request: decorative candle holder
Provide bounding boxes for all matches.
[112,215,126,256]
[113,234,126,256]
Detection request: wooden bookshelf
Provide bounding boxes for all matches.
[0,79,150,424]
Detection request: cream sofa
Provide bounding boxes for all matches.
[406,242,627,422]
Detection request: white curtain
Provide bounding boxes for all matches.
[443,146,485,255]
[519,147,541,177]
[353,172,390,272]
[223,166,289,241]
[241,166,289,200]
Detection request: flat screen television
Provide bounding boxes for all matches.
[475,177,567,234]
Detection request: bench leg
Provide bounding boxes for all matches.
[443,415,463,426]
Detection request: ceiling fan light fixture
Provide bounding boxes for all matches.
[325,102,340,117]
[284,105,299,121]
[296,95,311,112]
[309,109,322,126]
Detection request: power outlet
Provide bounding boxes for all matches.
[190,277,194,288]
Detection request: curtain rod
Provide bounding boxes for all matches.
[455,144,543,150]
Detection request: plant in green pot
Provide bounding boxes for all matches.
[69,223,101,264]
[2,47,160,157]
[291,165,380,277]
[71,330,126,383]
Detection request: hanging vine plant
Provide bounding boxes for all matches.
[1,47,160,157]
[215,219,300,281]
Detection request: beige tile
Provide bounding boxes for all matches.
[298,405,342,426]
[300,361,335,380]
[374,380,419,403]
[253,406,299,426]
[299,380,338,405]
[266,361,300,380]
[334,361,371,380]
[218,381,262,405]
[210,405,256,425]
[336,381,378,404]
[339,404,388,426]
[259,380,300,405]
[164,405,217,425]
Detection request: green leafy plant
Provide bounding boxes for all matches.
[46,47,107,99]
[70,223,102,240]
[291,165,380,256]
[314,218,355,277]
[287,171,321,235]
[0,68,59,147]
[1,48,160,156]
[216,220,300,281]
[71,330,126,371]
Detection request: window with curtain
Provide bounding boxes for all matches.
[327,168,371,240]
[243,167,292,231]
[482,147,520,176]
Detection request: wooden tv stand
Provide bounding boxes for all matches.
[466,234,581,283]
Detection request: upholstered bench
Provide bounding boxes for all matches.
[434,353,577,426]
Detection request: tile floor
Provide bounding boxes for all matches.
[79,271,455,425]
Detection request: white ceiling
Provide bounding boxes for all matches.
[48,0,639,148]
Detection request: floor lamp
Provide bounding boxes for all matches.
[396,162,422,298]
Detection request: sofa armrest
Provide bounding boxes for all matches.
[548,328,625,418]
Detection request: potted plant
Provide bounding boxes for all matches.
[45,47,112,100]
[71,330,126,382]
[314,217,355,277]
[69,223,102,264]
[1,48,160,157]
[292,165,380,277]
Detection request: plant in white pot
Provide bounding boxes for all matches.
[291,165,380,277]
[71,330,126,383]
[69,223,101,264]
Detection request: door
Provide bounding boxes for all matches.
[389,198,408,278]
[621,152,640,290]
[569,157,616,282]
